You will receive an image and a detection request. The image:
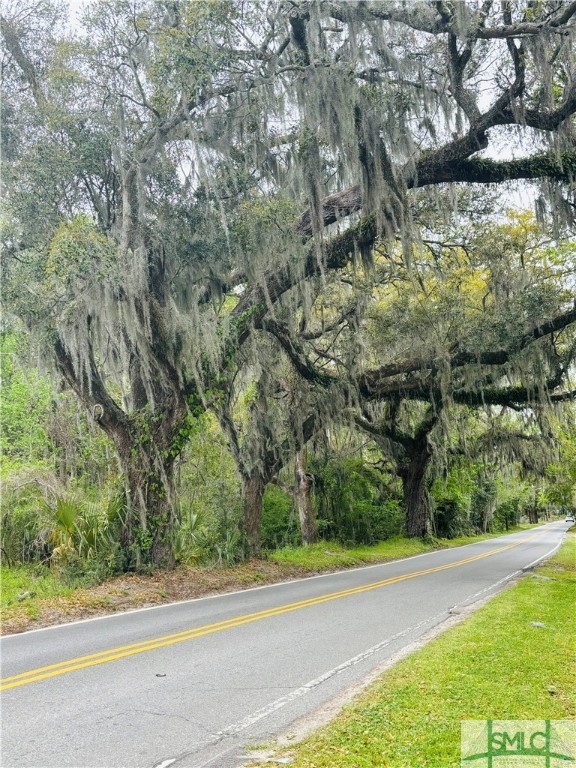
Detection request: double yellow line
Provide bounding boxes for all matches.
[1,533,540,692]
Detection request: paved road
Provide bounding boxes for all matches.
[0,522,569,768]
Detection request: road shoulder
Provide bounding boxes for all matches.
[244,530,575,768]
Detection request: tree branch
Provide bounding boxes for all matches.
[297,150,576,240]
[413,150,576,187]
[0,15,47,108]
[300,304,358,340]
[260,319,335,386]
[360,306,576,385]
[54,337,129,436]
[329,1,576,39]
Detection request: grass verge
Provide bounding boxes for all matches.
[255,531,575,768]
[1,565,80,613]
[269,525,536,569]
[0,524,543,635]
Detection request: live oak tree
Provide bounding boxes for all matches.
[266,208,576,536]
[1,0,262,565]
[214,338,321,554]
[3,0,576,563]
[2,0,302,565]
[365,211,575,535]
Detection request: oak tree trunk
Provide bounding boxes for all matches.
[242,473,266,557]
[115,434,177,569]
[295,448,318,545]
[400,440,433,538]
[54,338,184,568]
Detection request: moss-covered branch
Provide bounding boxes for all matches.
[414,150,576,188]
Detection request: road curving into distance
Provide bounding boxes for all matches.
[0,522,570,768]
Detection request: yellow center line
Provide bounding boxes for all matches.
[0,532,542,692]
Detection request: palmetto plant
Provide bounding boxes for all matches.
[77,503,109,560]
[42,495,80,568]
[174,508,211,564]
[77,493,125,561]
[42,491,126,569]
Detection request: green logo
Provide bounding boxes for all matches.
[461,720,575,767]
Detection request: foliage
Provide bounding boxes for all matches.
[432,464,475,539]
[494,497,524,531]
[261,484,300,551]
[0,463,125,579]
[470,474,498,533]
[0,332,54,466]
[545,408,576,509]
[0,330,116,487]
[0,467,54,566]
[312,456,403,545]
[174,415,243,564]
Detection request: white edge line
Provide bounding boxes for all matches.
[0,522,559,639]
[522,536,565,570]
[187,608,449,768]
[454,534,567,610]
[454,569,523,609]
[190,528,568,768]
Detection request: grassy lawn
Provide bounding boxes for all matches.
[257,531,575,768]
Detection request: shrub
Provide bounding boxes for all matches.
[312,457,403,545]
[261,484,299,550]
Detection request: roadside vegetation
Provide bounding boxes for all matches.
[1,1,575,639]
[252,532,576,768]
[1,525,538,635]
[1,325,572,633]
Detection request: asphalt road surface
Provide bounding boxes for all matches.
[0,522,569,768]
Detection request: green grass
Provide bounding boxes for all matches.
[264,532,576,768]
[0,564,78,607]
[270,539,433,569]
[270,525,537,570]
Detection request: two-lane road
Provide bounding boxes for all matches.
[0,522,569,768]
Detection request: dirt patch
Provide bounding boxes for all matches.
[1,560,322,635]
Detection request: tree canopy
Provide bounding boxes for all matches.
[2,0,575,565]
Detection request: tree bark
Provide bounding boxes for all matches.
[242,473,266,557]
[400,440,433,538]
[295,447,318,545]
[54,337,185,568]
[110,424,179,569]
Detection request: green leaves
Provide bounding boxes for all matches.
[46,215,116,289]
[0,332,53,465]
